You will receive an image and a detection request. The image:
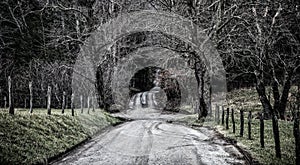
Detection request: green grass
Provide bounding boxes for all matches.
[171,111,296,164]
[170,87,297,164]
[0,108,120,164]
[214,87,297,165]
[215,116,295,165]
[176,114,203,126]
[226,87,262,111]
[227,86,299,114]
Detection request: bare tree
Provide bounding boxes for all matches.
[217,1,300,158]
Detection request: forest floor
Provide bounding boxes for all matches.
[0,108,121,164]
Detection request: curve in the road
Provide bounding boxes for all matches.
[54,120,245,165]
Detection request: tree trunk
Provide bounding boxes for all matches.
[272,113,281,158]
[92,96,95,112]
[8,76,14,115]
[272,80,280,117]
[256,83,273,119]
[96,67,105,109]
[271,71,293,120]
[256,75,272,119]
[29,81,33,113]
[278,73,292,119]
[96,62,114,111]
[199,69,207,118]
[215,104,218,123]
[194,62,207,120]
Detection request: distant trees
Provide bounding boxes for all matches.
[0,0,100,108]
[0,0,153,108]
[1,1,299,118]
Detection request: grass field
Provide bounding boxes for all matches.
[0,108,120,164]
[214,115,295,165]
[215,87,297,165]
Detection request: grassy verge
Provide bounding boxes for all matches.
[0,108,120,164]
[214,116,295,165]
[180,87,296,164]
[180,112,296,165]
[215,87,295,164]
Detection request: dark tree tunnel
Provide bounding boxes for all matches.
[129,66,181,111]
[95,31,209,117]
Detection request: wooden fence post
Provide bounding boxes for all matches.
[222,106,225,125]
[232,108,235,133]
[248,111,252,140]
[38,97,41,108]
[240,109,244,137]
[8,76,14,115]
[209,102,212,117]
[87,96,90,114]
[260,112,265,148]
[92,96,95,112]
[4,96,7,109]
[215,104,218,122]
[65,96,68,109]
[45,96,47,109]
[80,95,83,113]
[71,93,74,116]
[62,91,66,114]
[47,86,51,115]
[217,105,220,124]
[24,98,27,109]
[29,82,33,113]
[226,107,229,129]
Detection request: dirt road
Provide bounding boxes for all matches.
[53,109,245,165]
